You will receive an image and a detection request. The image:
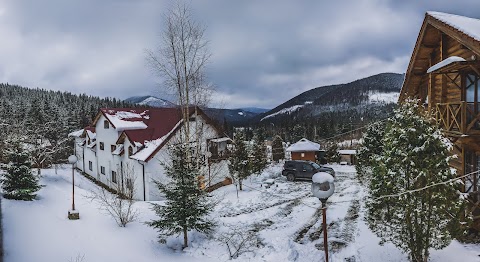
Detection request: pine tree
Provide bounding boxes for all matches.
[271,135,285,162]
[1,140,41,200]
[251,131,267,175]
[356,121,386,181]
[324,143,340,163]
[366,99,464,262]
[228,133,251,191]
[147,144,215,248]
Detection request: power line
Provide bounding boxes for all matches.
[317,116,392,143]
[240,168,480,210]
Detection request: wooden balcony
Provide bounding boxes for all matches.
[435,102,480,135]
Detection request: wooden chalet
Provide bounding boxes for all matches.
[286,138,321,162]
[399,11,480,223]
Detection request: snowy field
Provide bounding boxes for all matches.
[3,164,480,262]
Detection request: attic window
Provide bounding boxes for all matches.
[128,146,133,156]
[104,120,110,129]
[189,117,196,122]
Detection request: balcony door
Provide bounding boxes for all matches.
[465,73,480,130]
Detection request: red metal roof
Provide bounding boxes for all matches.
[104,107,192,144]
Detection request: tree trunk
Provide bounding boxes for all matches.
[239,179,243,191]
[183,226,188,248]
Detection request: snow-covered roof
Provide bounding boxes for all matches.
[130,119,183,162]
[68,129,84,138]
[104,110,149,131]
[112,144,124,155]
[286,138,320,152]
[130,137,168,161]
[338,150,356,155]
[428,11,480,42]
[86,130,96,140]
[427,56,466,73]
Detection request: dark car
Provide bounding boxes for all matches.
[282,160,335,182]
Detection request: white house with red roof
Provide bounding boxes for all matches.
[69,107,231,201]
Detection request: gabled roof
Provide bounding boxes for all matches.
[286,138,320,152]
[68,126,96,139]
[400,12,480,101]
[104,107,222,162]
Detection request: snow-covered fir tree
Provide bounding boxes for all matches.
[250,131,267,175]
[356,120,386,181]
[147,143,215,248]
[324,142,340,163]
[228,133,251,191]
[0,83,133,165]
[271,135,284,162]
[0,140,41,200]
[366,98,464,262]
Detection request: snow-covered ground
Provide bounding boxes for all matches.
[3,164,480,261]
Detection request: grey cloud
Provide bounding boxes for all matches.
[1,0,480,108]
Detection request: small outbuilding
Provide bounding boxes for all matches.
[338,150,357,165]
[286,138,321,162]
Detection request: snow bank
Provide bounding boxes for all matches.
[368,91,399,104]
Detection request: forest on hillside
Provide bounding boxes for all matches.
[0,83,133,166]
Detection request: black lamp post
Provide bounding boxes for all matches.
[311,172,335,262]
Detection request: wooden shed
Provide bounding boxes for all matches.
[338,150,357,165]
[286,138,320,162]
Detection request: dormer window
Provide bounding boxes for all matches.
[128,146,133,157]
[104,120,110,129]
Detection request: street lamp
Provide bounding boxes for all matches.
[67,155,79,220]
[311,172,335,262]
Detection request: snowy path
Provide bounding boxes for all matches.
[3,164,480,261]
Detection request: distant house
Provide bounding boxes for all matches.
[69,107,231,201]
[286,138,322,162]
[338,150,357,165]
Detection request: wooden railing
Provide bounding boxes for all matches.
[436,102,480,135]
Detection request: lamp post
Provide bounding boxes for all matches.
[67,155,79,220]
[311,172,335,262]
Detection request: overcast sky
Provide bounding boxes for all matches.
[1,0,480,109]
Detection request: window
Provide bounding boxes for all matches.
[101,166,105,175]
[111,145,116,152]
[104,120,110,129]
[128,146,133,156]
[100,142,104,150]
[111,171,117,183]
[88,161,93,171]
[301,153,305,158]
[303,164,313,172]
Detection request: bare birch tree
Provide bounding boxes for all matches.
[146,1,212,148]
[87,164,138,227]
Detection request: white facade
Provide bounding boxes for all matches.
[70,109,231,201]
